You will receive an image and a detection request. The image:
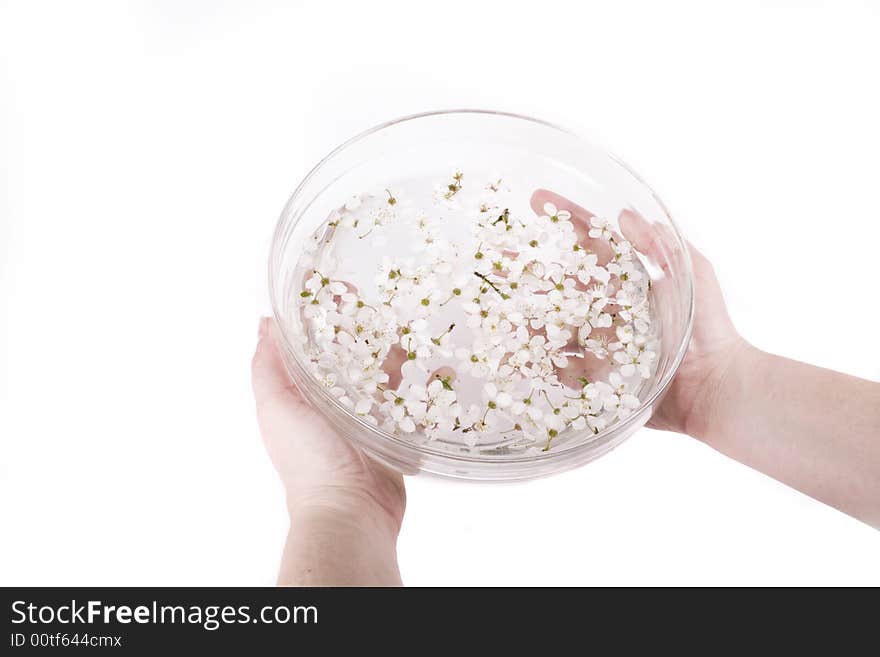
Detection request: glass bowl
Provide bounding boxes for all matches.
[269,110,694,481]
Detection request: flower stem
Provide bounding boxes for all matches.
[473,271,503,296]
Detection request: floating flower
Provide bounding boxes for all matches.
[295,171,657,452]
[542,202,572,223]
[588,216,614,241]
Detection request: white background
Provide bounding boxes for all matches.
[2,0,879,586]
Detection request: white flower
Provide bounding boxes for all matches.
[510,396,544,421]
[381,390,417,433]
[572,251,610,286]
[613,343,656,378]
[375,258,400,288]
[403,384,429,422]
[455,346,490,378]
[484,382,513,410]
[384,403,415,432]
[608,371,641,418]
[299,174,656,451]
[587,414,608,433]
[462,300,484,328]
[542,202,572,224]
[518,225,556,268]
[608,258,643,283]
[614,324,635,345]
[588,309,613,330]
[588,216,614,241]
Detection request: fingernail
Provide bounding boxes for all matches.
[258,317,270,339]
[429,366,457,384]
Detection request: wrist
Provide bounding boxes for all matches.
[281,487,404,586]
[286,486,403,539]
[685,338,764,442]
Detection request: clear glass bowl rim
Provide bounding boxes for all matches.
[269,108,696,466]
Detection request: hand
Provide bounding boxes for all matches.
[535,191,880,526]
[639,239,750,438]
[251,317,406,534]
[529,189,749,439]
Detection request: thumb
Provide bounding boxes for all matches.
[251,316,303,409]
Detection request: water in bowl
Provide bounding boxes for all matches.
[288,170,660,455]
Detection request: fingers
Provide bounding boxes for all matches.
[618,207,680,269]
[530,188,594,245]
[525,190,625,387]
[617,209,731,361]
[529,189,614,264]
[685,241,714,278]
[530,188,594,222]
[382,345,407,389]
[332,278,407,389]
[683,242,739,346]
[556,354,613,389]
[337,280,358,303]
[428,366,456,386]
[555,329,615,389]
[251,316,303,409]
[385,361,457,392]
[618,208,656,254]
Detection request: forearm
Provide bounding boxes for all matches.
[697,345,880,526]
[278,498,403,586]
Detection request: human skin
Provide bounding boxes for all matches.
[252,317,405,586]
[646,237,880,527]
[251,191,880,585]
